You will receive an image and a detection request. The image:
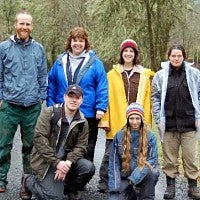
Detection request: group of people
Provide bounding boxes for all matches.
[0,9,199,200]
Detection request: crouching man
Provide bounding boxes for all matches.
[20,84,95,200]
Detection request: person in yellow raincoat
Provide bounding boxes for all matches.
[97,39,155,193]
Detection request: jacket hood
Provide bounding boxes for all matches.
[9,35,34,44]
[113,64,144,74]
[57,50,96,65]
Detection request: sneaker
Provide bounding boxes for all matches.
[67,191,81,200]
[19,174,32,200]
[0,186,6,193]
[97,188,108,193]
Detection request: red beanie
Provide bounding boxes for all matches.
[120,39,138,53]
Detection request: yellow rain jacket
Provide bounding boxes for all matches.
[99,64,154,139]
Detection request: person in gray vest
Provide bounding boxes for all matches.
[0,10,47,193]
[20,84,95,200]
[152,44,200,199]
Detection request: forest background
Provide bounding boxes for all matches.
[0,0,200,72]
[1,0,200,176]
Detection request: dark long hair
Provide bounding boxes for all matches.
[118,48,139,65]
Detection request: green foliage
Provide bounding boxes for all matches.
[0,0,89,69]
[0,0,199,71]
[86,0,145,70]
[86,0,191,71]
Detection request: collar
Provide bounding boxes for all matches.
[61,104,81,122]
[68,50,87,59]
[169,63,185,75]
[118,64,143,74]
[14,35,32,46]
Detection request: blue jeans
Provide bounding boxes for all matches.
[26,158,95,200]
[109,168,160,200]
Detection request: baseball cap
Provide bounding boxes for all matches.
[66,84,83,97]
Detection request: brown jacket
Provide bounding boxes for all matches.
[30,105,89,180]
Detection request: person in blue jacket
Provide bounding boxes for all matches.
[47,27,108,163]
[108,103,159,200]
[0,10,47,193]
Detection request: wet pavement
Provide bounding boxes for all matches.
[0,128,192,200]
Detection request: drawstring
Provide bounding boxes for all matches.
[66,53,85,85]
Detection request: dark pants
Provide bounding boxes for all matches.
[26,166,66,200]
[98,139,113,190]
[85,118,99,162]
[109,168,160,200]
[26,158,95,200]
[0,101,41,187]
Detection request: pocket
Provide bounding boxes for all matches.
[165,110,174,116]
[2,54,14,73]
[182,82,192,100]
[185,110,194,116]
[166,84,174,91]
[2,54,14,85]
[130,79,139,84]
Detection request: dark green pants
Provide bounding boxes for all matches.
[0,101,41,187]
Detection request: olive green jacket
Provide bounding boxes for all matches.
[30,105,89,180]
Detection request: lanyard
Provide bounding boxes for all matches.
[66,53,85,85]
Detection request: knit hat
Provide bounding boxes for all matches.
[120,39,138,53]
[126,103,144,119]
[66,84,83,97]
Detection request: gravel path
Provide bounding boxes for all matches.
[0,128,192,200]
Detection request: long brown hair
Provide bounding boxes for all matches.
[122,120,152,174]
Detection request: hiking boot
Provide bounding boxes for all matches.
[67,191,81,200]
[164,176,175,199]
[97,184,108,193]
[79,186,86,191]
[0,186,6,193]
[19,174,32,200]
[188,179,200,199]
[188,186,200,199]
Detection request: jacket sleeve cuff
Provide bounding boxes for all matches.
[52,159,61,168]
[128,166,150,185]
[98,120,109,128]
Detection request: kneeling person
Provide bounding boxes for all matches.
[20,84,95,200]
[108,103,160,200]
